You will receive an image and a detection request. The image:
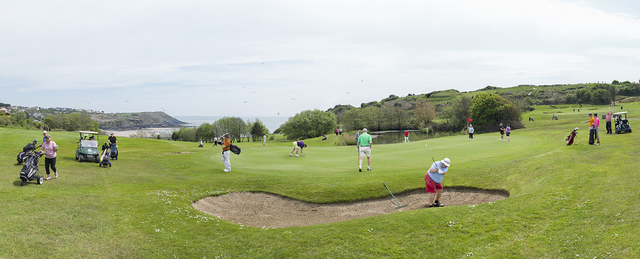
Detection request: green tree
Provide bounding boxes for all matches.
[281,109,337,140]
[381,106,408,130]
[591,89,611,104]
[413,100,436,129]
[575,89,592,103]
[342,108,365,131]
[200,123,213,142]
[609,85,617,104]
[11,111,27,127]
[470,92,521,132]
[214,117,247,142]
[250,119,269,142]
[440,96,473,131]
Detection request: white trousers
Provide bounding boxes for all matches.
[221,150,231,171]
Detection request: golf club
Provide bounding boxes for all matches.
[425,144,435,163]
[383,182,407,209]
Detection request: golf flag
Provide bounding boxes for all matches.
[468,118,473,122]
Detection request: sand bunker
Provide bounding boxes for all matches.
[193,188,509,228]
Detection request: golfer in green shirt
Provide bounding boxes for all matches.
[357,128,373,172]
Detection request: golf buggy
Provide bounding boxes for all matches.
[614,112,632,134]
[76,131,100,163]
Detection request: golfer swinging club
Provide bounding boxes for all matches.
[425,158,450,207]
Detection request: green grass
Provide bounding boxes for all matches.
[1,103,639,258]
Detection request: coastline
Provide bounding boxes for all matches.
[103,127,180,137]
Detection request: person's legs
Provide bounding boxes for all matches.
[433,184,444,206]
[507,133,510,142]
[434,189,443,203]
[367,155,371,170]
[50,157,57,178]
[290,142,296,156]
[425,174,436,205]
[596,127,600,144]
[222,151,231,171]
[44,157,51,178]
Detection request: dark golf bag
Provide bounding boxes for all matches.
[589,128,595,145]
[230,144,241,155]
[19,151,45,186]
[100,142,112,167]
[566,130,577,145]
[110,143,118,160]
[17,142,40,165]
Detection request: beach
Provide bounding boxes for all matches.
[103,128,178,137]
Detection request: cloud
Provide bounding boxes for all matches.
[1,0,639,115]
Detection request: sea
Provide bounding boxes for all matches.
[174,116,289,133]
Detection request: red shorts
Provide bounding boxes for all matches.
[425,173,443,193]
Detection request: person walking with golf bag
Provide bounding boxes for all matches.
[582,113,595,145]
[220,133,231,172]
[425,145,450,207]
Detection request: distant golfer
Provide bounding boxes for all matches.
[605,108,613,134]
[467,124,474,141]
[355,130,360,150]
[357,128,372,172]
[499,123,505,141]
[263,134,267,146]
[404,130,409,142]
[289,141,307,157]
[221,133,231,172]
[425,158,450,207]
[506,124,511,142]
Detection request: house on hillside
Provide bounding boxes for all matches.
[0,107,9,115]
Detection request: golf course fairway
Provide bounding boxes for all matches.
[1,103,638,258]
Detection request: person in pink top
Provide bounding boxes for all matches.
[605,108,613,134]
[593,113,601,145]
[41,135,59,180]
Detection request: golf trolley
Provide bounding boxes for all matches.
[17,141,41,165]
[19,150,45,186]
[614,111,631,134]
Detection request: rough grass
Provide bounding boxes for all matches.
[1,102,639,258]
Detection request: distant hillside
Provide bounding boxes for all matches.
[328,80,640,117]
[90,112,186,130]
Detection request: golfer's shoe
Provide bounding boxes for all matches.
[289,154,292,157]
[295,154,299,157]
[359,167,362,172]
[45,176,51,180]
[367,167,371,171]
[433,201,445,207]
[55,171,58,179]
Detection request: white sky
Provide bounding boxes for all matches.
[1,0,639,116]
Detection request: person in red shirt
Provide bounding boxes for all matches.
[404,130,409,142]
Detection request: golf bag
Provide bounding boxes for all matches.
[16,142,40,165]
[19,151,45,186]
[110,143,118,160]
[230,144,241,155]
[566,129,577,145]
[588,128,595,145]
[100,142,112,167]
